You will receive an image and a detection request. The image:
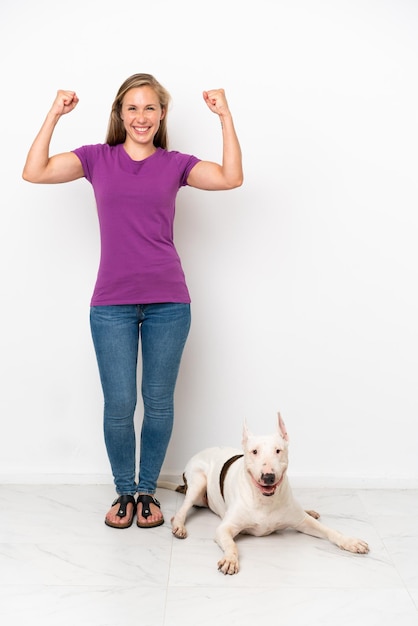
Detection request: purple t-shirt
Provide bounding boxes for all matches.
[72,144,200,305]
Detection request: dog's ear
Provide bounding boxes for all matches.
[242,419,251,445]
[278,412,289,442]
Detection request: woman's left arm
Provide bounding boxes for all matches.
[187,89,243,191]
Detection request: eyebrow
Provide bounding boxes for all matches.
[124,101,158,107]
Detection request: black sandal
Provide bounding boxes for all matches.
[105,494,136,529]
[136,494,164,528]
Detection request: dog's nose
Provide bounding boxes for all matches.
[261,473,276,485]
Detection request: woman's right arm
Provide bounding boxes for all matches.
[22,90,84,184]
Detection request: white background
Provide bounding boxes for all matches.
[1,0,417,487]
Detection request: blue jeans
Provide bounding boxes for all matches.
[90,303,191,496]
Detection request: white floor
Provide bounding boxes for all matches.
[0,484,417,626]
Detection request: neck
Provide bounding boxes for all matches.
[123,141,157,162]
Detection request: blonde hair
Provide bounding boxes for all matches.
[105,73,171,148]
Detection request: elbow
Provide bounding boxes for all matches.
[22,168,42,183]
[228,173,244,189]
[22,167,34,183]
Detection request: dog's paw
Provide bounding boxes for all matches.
[171,517,188,539]
[218,556,240,575]
[340,537,369,554]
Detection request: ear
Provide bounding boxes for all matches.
[278,412,289,442]
[160,107,166,120]
[242,419,250,446]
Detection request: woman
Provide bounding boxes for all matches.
[22,73,243,529]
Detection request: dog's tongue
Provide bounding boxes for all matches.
[250,473,282,496]
[260,484,276,496]
[255,474,284,496]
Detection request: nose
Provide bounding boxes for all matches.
[261,472,276,485]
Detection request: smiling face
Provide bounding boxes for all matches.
[120,86,165,156]
[243,430,289,497]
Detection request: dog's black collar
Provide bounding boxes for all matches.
[219,454,243,500]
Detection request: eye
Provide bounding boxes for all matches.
[252,449,258,455]
[276,449,281,455]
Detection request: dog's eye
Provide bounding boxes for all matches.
[252,449,258,455]
[276,449,281,454]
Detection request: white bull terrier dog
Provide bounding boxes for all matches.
[159,413,369,575]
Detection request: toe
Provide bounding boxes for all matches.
[137,502,163,525]
[105,502,134,526]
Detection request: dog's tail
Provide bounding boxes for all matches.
[157,473,188,495]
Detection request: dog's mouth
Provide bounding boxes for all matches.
[251,474,283,497]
